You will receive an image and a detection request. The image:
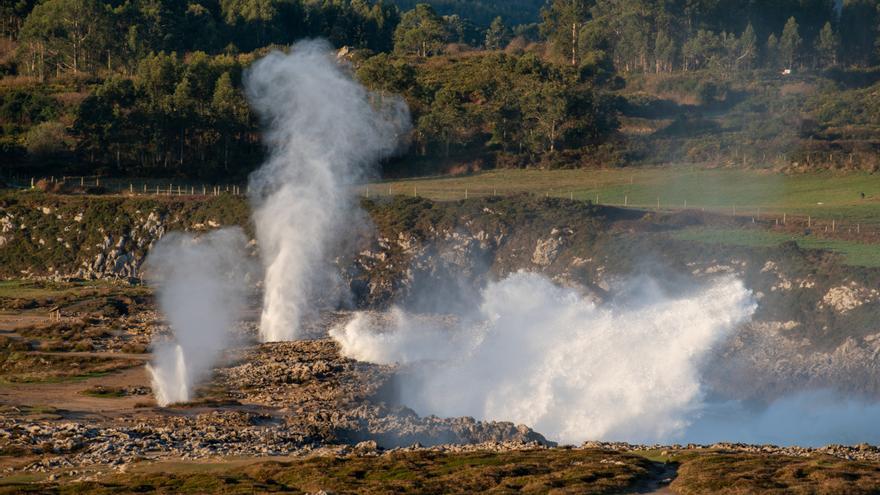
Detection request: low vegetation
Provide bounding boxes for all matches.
[79,385,128,399]
[672,228,880,268]
[381,167,880,225]
[0,351,138,384]
[0,190,249,278]
[4,448,880,494]
[672,452,880,495]
[1,449,658,494]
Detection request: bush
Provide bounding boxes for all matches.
[696,81,718,105]
[25,121,72,158]
[0,89,58,125]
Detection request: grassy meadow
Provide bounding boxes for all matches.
[376,167,880,226]
[671,228,880,267]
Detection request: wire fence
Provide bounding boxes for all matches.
[3,175,247,197]
[4,174,879,240]
[363,184,880,241]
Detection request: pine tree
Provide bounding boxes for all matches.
[540,0,593,66]
[738,23,758,70]
[485,16,508,50]
[766,33,779,69]
[393,4,447,57]
[212,72,246,171]
[816,21,839,68]
[654,30,676,73]
[779,17,802,69]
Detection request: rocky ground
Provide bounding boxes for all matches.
[3,193,880,492]
[0,302,549,483]
[2,301,880,491]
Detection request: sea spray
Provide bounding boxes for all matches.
[145,228,251,406]
[331,271,756,444]
[245,39,410,342]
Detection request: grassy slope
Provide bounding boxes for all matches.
[672,452,880,495]
[377,168,880,224]
[671,228,880,267]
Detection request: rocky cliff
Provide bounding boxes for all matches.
[3,190,880,402]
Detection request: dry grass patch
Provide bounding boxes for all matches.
[0,351,139,383]
[673,452,880,494]
[4,449,657,494]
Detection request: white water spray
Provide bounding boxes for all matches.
[245,39,409,342]
[145,228,250,406]
[332,271,756,444]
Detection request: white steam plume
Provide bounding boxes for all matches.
[145,228,251,406]
[245,39,409,342]
[331,271,756,445]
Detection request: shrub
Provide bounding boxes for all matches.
[0,88,58,125]
[25,121,72,157]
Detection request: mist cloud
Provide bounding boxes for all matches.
[332,271,756,444]
[245,39,410,342]
[145,228,251,406]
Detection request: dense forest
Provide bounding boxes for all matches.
[1,0,880,180]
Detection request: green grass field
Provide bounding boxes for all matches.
[0,280,104,300]
[0,280,149,301]
[672,227,880,267]
[375,167,880,225]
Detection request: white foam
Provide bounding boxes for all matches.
[332,271,756,444]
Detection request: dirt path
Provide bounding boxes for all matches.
[0,312,57,332]
[635,462,678,494]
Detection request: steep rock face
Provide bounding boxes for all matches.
[707,321,880,401]
[3,194,879,321]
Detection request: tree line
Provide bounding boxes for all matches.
[542,0,880,71]
[6,1,880,80]
[2,0,880,179]
[358,51,618,171]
